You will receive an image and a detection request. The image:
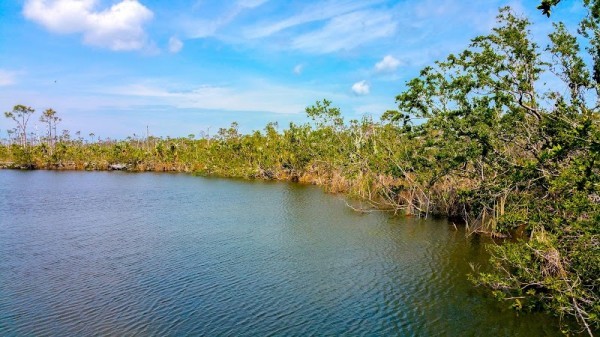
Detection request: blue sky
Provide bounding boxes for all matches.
[0,0,585,139]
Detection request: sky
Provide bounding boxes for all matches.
[0,0,586,139]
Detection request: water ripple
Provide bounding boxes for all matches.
[0,171,564,336]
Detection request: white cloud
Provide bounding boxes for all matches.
[375,55,401,73]
[0,70,16,86]
[293,64,303,75]
[23,0,154,51]
[292,10,396,53]
[351,80,369,95]
[168,36,183,53]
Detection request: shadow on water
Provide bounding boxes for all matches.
[0,170,565,336]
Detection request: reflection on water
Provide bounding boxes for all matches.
[0,170,562,336]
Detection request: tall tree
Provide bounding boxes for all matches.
[4,105,35,147]
[385,6,599,334]
[40,108,60,153]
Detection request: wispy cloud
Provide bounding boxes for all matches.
[23,0,154,51]
[293,64,303,75]
[182,0,395,54]
[243,0,382,39]
[168,36,183,53]
[181,0,508,57]
[103,80,340,115]
[0,69,16,86]
[362,0,509,68]
[237,0,269,9]
[292,10,396,53]
[183,0,268,38]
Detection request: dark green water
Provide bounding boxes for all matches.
[0,170,563,336]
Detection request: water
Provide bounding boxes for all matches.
[0,170,563,336]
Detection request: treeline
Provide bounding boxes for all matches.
[2,7,599,335]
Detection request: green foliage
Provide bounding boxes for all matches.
[385,6,599,333]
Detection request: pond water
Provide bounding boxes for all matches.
[0,170,563,336]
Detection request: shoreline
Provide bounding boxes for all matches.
[0,164,472,225]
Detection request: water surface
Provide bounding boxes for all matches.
[0,170,562,336]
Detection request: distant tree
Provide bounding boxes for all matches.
[305,99,344,130]
[6,129,15,145]
[40,108,60,152]
[4,105,35,147]
[60,129,70,142]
